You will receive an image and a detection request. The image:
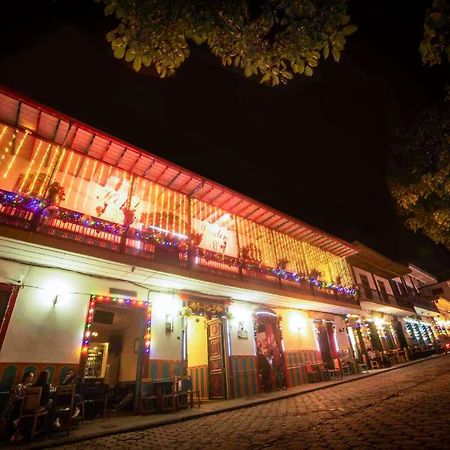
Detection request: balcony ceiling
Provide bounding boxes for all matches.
[0,86,356,259]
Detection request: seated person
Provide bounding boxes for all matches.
[61,369,82,418]
[2,371,34,441]
[32,370,51,410]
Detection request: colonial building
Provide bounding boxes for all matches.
[0,87,361,410]
[346,243,440,366]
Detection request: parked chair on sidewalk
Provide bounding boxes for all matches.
[140,382,157,414]
[327,359,343,381]
[176,376,201,409]
[370,359,380,369]
[15,387,48,440]
[51,384,75,436]
[305,364,321,383]
[161,378,178,413]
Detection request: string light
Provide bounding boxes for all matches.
[28,143,52,195]
[38,145,60,197]
[82,294,152,354]
[18,139,43,193]
[3,131,29,179]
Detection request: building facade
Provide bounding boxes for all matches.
[0,87,361,409]
[0,87,443,413]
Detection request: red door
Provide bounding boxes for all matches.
[207,319,226,399]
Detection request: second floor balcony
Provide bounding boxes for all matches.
[357,284,415,312]
[0,189,359,309]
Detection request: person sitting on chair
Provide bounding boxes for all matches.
[61,369,82,418]
[2,371,34,441]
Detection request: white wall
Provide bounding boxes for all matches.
[228,301,256,356]
[148,292,182,360]
[0,260,173,364]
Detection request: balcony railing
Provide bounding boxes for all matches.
[358,285,414,310]
[409,295,439,312]
[0,189,358,306]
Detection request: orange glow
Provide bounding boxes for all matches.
[18,139,43,193]
[59,150,74,187]
[83,159,98,210]
[28,142,51,195]
[66,153,81,205]
[74,157,90,209]
[38,145,60,196]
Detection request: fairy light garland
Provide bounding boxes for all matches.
[82,294,152,354]
[0,185,357,297]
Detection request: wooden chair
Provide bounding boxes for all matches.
[327,359,343,381]
[370,359,380,369]
[16,387,48,439]
[305,364,321,383]
[161,378,178,413]
[177,376,201,409]
[52,384,75,436]
[82,383,108,420]
[140,382,157,414]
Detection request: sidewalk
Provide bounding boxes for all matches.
[21,354,443,449]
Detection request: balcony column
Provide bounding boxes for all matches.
[186,196,193,268]
[119,175,135,254]
[269,229,282,289]
[234,215,243,279]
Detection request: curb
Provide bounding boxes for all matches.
[26,354,445,449]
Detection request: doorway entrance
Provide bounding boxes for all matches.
[254,308,286,392]
[314,320,338,369]
[80,295,151,413]
[185,301,229,400]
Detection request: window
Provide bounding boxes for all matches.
[377,280,390,303]
[359,274,373,300]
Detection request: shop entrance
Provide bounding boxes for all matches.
[83,304,143,386]
[314,320,338,369]
[80,295,151,414]
[254,308,285,392]
[185,303,228,400]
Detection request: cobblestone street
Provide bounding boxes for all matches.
[55,356,450,450]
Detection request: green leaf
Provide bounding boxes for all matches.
[304,66,313,77]
[106,31,116,43]
[113,46,125,59]
[282,71,293,80]
[323,46,329,59]
[332,48,341,62]
[244,65,253,78]
[125,49,135,62]
[132,55,142,72]
[260,72,271,83]
[104,2,117,16]
[342,25,358,36]
[191,35,205,45]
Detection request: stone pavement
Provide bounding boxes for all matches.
[26,355,450,449]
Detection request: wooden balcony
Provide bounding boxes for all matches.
[0,189,359,308]
[357,285,416,312]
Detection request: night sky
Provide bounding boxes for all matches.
[0,0,449,277]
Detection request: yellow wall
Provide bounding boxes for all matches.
[275,308,318,351]
[186,316,208,367]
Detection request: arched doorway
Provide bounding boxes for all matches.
[254,307,286,392]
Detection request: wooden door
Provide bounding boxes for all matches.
[207,319,226,399]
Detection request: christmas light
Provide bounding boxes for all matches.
[3,131,29,179]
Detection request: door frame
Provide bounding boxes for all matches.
[0,283,20,352]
